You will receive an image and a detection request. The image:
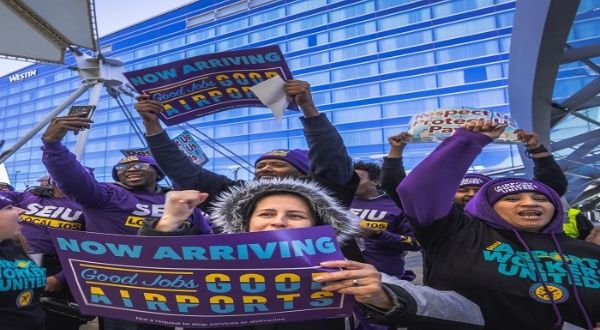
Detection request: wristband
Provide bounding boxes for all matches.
[525,144,548,158]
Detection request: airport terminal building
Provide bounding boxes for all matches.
[0,0,598,189]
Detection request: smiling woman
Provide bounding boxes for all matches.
[140,178,487,330]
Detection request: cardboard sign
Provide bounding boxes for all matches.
[124,45,296,126]
[408,108,519,142]
[50,226,352,328]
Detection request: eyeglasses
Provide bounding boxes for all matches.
[114,162,151,172]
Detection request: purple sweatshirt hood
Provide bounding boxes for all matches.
[464,178,564,234]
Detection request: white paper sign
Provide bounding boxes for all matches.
[250,75,289,120]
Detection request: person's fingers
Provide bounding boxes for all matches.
[320,260,365,269]
[135,94,151,101]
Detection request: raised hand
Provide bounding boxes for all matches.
[154,190,209,232]
[42,113,93,143]
[462,118,507,140]
[284,79,318,117]
[134,94,164,134]
[514,129,541,148]
[387,132,412,158]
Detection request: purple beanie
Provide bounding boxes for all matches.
[459,173,492,188]
[254,149,310,174]
[0,194,15,209]
[486,179,555,205]
[112,155,165,182]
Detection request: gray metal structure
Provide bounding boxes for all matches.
[508,0,600,211]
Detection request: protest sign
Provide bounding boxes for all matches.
[50,226,353,328]
[173,130,209,166]
[408,107,519,143]
[124,45,295,126]
[121,131,208,166]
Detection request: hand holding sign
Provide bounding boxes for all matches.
[409,107,518,143]
[155,190,209,232]
[284,80,318,117]
[134,95,164,135]
[42,114,93,143]
[316,260,393,310]
[462,119,507,140]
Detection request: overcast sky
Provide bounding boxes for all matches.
[0,0,193,76]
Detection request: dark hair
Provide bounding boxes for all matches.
[353,161,381,181]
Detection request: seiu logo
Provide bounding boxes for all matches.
[131,203,165,217]
[349,208,387,220]
[25,203,82,221]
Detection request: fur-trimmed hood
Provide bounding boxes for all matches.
[209,178,361,244]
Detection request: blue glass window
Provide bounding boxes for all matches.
[329,1,375,22]
[433,16,496,41]
[331,41,377,60]
[331,62,378,82]
[159,36,185,51]
[288,0,327,15]
[341,129,383,146]
[217,18,249,34]
[287,14,328,33]
[382,98,439,117]
[333,105,381,124]
[439,89,507,108]
[379,52,435,73]
[432,0,494,18]
[216,35,249,51]
[435,40,499,63]
[376,0,416,10]
[380,75,437,95]
[186,28,216,43]
[250,7,286,25]
[250,25,286,42]
[187,44,216,57]
[377,7,431,30]
[332,84,380,102]
[378,30,433,52]
[134,44,159,59]
[330,21,376,42]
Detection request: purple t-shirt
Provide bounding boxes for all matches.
[1,190,85,253]
[41,140,211,235]
[351,194,419,279]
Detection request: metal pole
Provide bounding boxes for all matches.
[0,83,92,164]
[73,81,104,160]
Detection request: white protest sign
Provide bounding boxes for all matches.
[250,75,289,120]
[408,107,519,143]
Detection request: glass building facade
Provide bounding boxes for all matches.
[0,0,599,189]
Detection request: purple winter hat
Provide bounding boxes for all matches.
[112,155,165,182]
[464,178,564,233]
[486,179,556,205]
[254,149,310,174]
[459,173,492,188]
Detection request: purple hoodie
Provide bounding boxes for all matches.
[464,178,564,234]
[41,140,211,235]
[397,128,599,330]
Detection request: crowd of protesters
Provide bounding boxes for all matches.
[0,79,598,330]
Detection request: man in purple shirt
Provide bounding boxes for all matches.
[40,114,211,330]
[351,161,420,281]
